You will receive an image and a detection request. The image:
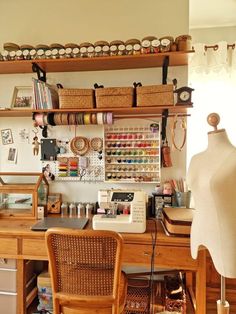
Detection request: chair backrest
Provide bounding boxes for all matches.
[45,228,124,314]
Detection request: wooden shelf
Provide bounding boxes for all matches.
[0,51,194,74]
[0,105,192,117]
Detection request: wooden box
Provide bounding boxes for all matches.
[95,87,134,108]
[136,84,174,107]
[47,193,62,214]
[162,207,193,237]
[58,88,95,109]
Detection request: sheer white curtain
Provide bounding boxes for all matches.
[187,41,236,165]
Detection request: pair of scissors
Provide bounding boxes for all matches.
[78,167,86,180]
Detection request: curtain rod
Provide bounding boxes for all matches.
[204,43,235,51]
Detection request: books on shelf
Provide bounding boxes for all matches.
[32,78,59,109]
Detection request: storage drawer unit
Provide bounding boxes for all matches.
[0,267,17,292]
[0,292,17,314]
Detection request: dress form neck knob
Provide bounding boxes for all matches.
[207,113,223,134]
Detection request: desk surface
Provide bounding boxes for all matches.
[0,218,190,247]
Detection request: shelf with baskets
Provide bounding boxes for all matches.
[0,51,194,118]
[0,105,192,118]
[104,124,161,184]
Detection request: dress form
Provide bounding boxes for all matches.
[187,113,236,314]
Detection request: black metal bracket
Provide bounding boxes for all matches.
[161,109,169,143]
[32,62,46,82]
[162,56,169,85]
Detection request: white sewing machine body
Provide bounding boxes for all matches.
[92,189,146,233]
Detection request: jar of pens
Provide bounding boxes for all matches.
[170,178,191,208]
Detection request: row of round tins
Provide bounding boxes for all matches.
[1,35,192,60]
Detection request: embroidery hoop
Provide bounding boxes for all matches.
[90,137,103,152]
[70,136,89,156]
[171,115,187,151]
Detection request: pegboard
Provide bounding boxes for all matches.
[41,138,105,182]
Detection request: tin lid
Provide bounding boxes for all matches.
[79,42,93,48]
[64,43,79,49]
[20,44,34,50]
[110,40,124,46]
[35,44,50,50]
[125,38,141,45]
[175,34,192,42]
[94,40,109,47]
[3,42,20,51]
[50,43,65,49]
[142,36,157,42]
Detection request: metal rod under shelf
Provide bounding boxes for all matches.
[114,113,191,119]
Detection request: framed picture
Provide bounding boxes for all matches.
[11,86,33,109]
[1,128,13,145]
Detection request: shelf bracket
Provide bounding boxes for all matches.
[162,56,169,85]
[32,62,46,82]
[161,109,169,143]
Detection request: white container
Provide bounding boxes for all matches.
[0,268,17,292]
[0,258,16,269]
[0,291,17,314]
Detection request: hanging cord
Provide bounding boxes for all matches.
[171,115,187,151]
[149,218,158,314]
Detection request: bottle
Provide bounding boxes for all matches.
[61,202,68,217]
[69,202,76,217]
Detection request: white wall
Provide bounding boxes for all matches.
[0,0,189,202]
[190,26,236,44]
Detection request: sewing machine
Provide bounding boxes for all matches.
[92,189,146,233]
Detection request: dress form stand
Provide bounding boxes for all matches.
[207,113,230,314]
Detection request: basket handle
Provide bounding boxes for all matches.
[94,83,104,89]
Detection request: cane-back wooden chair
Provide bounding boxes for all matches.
[46,228,127,314]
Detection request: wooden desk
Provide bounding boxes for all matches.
[0,219,206,314]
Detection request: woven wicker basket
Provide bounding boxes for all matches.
[164,275,186,314]
[95,87,134,108]
[136,84,174,107]
[124,278,151,314]
[58,88,95,109]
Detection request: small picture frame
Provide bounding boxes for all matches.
[11,86,33,109]
[7,147,17,163]
[1,128,13,145]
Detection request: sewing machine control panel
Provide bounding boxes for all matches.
[111,192,134,202]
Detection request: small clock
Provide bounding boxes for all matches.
[174,86,194,105]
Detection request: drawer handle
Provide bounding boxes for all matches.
[143,252,161,257]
